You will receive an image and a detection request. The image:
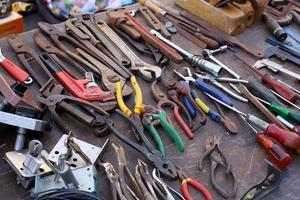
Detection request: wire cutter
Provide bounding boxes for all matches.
[151,79,194,139]
[199,136,238,199]
[106,109,177,179]
[176,165,213,200]
[142,105,185,156]
[174,68,233,106]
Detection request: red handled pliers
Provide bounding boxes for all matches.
[151,79,194,139]
[176,165,213,200]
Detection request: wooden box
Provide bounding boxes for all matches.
[0,12,23,38]
[175,0,247,35]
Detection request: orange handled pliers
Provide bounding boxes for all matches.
[176,165,213,200]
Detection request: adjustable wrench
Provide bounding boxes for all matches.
[95,21,162,81]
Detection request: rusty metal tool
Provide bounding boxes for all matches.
[107,8,183,63]
[151,79,194,139]
[94,20,162,81]
[241,161,282,200]
[161,68,206,130]
[199,136,237,199]
[34,31,132,96]
[0,48,32,85]
[263,13,288,42]
[106,109,177,179]
[112,143,144,200]
[8,35,53,87]
[152,30,222,76]
[64,18,132,79]
[37,79,110,135]
[137,159,166,200]
[99,162,125,200]
[134,161,155,200]
[113,26,169,66]
[139,0,262,58]
[138,6,171,38]
[40,52,115,102]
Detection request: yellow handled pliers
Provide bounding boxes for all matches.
[115,75,145,140]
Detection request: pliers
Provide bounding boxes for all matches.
[151,79,194,139]
[106,109,177,179]
[99,162,126,200]
[199,136,238,199]
[142,105,185,156]
[115,75,145,141]
[160,68,206,129]
[176,165,213,200]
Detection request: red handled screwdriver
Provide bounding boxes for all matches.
[234,55,298,103]
[207,93,300,151]
[241,116,291,170]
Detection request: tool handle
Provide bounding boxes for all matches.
[181,179,213,200]
[256,133,291,170]
[191,90,221,122]
[270,103,300,124]
[138,0,166,15]
[1,58,31,84]
[131,76,144,115]
[159,111,185,152]
[247,78,284,106]
[263,14,287,42]
[262,74,297,103]
[181,95,197,119]
[194,32,220,49]
[265,124,300,150]
[143,122,165,156]
[115,81,132,116]
[195,78,233,106]
[173,106,194,139]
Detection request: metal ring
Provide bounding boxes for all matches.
[24,77,33,85]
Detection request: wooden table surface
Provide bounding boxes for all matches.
[0,4,300,200]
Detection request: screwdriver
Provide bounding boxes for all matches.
[276,115,300,135]
[257,97,300,124]
[234,54,297,103]
[206,93,300,151]
[247,78,284,106]
[241,116,291,170]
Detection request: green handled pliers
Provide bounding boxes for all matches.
[142,105,185,157]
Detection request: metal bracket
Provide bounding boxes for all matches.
[33,165,99,194]
[3,149,52,189]
[48,135,109,169]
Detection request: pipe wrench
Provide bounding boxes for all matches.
[40,53,115,102]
